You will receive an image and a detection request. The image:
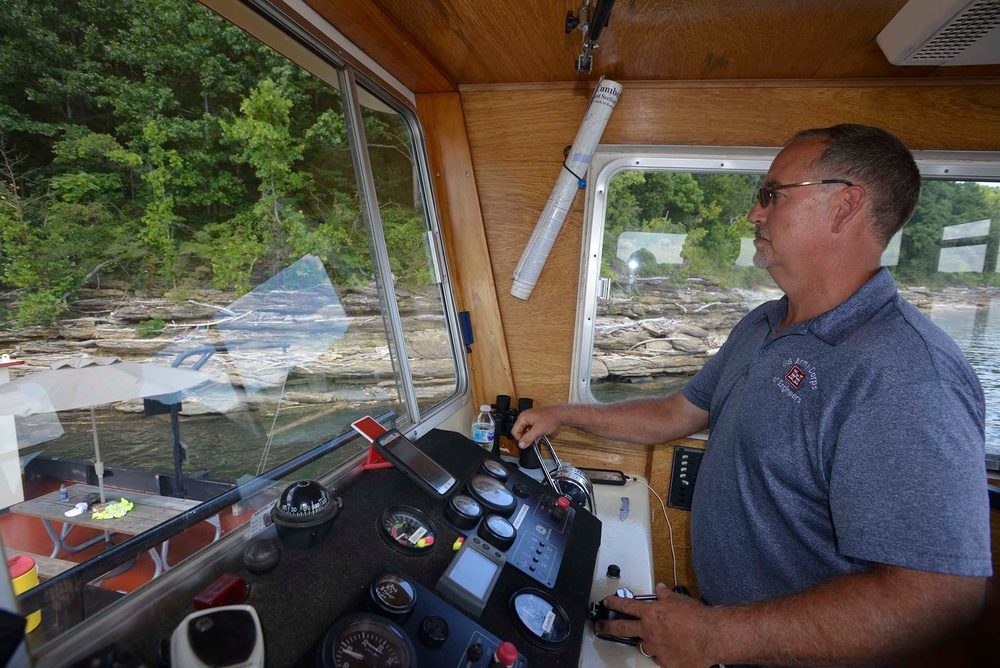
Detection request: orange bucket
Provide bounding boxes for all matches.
[7,555,41,633]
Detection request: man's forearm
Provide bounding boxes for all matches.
[704,567,986,666]
[550,394,708,445]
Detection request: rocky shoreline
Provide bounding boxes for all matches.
[2,280,997,405]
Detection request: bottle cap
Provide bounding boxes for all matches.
[480,405,491,412]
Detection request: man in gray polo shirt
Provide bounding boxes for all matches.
[512,124,991,667]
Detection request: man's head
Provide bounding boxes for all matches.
[788,124,921,247]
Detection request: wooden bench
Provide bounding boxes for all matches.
[5,547,76,580]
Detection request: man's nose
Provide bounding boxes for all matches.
[748,200,766,224]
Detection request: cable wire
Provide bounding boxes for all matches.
[632,476,678,588]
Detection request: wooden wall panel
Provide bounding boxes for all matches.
[459,81,1000,586]
[415,93,515,417]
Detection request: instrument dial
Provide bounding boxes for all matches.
[510,588,571,649]
[378,506,437,554]
[479,458,509,481]
[445,493,483,530]
[466,474,517,517]
[318,613,415,668]
[478,514,517,551]
[369,572,417,623]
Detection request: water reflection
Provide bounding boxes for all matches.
[928,298,1000,456]
[18,403,370,484]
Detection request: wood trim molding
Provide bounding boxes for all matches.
[459,77,1000,93]
[304,0,454,93]
[416,93,517,420]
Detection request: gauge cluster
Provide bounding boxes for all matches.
[127,429,602,668]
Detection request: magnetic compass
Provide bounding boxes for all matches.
[318,613,415,668]
[378,505,437,554]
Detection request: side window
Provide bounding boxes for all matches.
[0,0,465,645]
[591,169,775,403]
[575,149,999,465]
[358,88,459,417]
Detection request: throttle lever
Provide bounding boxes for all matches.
[588,588,691,646]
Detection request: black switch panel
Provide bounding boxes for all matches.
[667,446,703,511]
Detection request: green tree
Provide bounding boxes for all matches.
[899,181,993,283]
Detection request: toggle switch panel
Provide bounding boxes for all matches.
[667,446,703,511]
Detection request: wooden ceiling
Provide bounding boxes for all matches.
[304,0,1000,93]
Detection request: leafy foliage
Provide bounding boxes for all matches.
[0,0,429,323]
[604,170,1000,292]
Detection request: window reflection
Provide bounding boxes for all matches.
[0,0,463,647]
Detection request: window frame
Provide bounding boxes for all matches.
[212,0,470,441]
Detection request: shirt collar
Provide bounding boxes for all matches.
[754,268,898,345]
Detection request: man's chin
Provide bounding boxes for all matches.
[752,251,771,269]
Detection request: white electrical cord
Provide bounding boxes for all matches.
[631,476,678,588]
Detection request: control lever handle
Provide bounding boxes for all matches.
[589,589,690,646]
[532,436,597,512]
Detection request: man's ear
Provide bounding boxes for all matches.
[830,185,865,234]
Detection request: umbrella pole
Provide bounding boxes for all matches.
[91,406,106,504]
[171,404,187,498]
[90,406,113,549]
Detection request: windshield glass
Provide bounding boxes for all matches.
[0,0,462,649]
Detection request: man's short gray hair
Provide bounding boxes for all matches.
[791,124,921,248]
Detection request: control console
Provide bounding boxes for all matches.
[127,429,601,668]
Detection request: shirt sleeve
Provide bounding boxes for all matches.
[682,319,741,412]
[682,346,724,411]
[829,379,992,576]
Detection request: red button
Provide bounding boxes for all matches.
[494,641,518,666]
[556,496,570,509]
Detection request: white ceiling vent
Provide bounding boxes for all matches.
[877,0,1000,66]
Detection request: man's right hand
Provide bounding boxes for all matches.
[511,406,564,450]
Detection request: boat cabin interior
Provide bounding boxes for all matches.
[1,0,998,666]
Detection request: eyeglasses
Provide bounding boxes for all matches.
[756,179,854,208]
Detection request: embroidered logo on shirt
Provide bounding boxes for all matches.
[772,358,818,404]
[784,364,806,389]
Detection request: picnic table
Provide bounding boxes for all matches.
[9,484,220,578]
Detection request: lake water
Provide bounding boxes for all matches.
[17,403,372,485]
[927,299,1000,458]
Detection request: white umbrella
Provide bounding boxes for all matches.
[0,357,215,503]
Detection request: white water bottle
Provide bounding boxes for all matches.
[471,405,495,451]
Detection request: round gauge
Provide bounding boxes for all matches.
[479,458,509,481]
[318,613,416,668]
[445,494,483,530]
[368,572,417,622]
[510,588,571,649]
[465,474,517,517]
[478,514,516,551]
[378,506,437,554]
